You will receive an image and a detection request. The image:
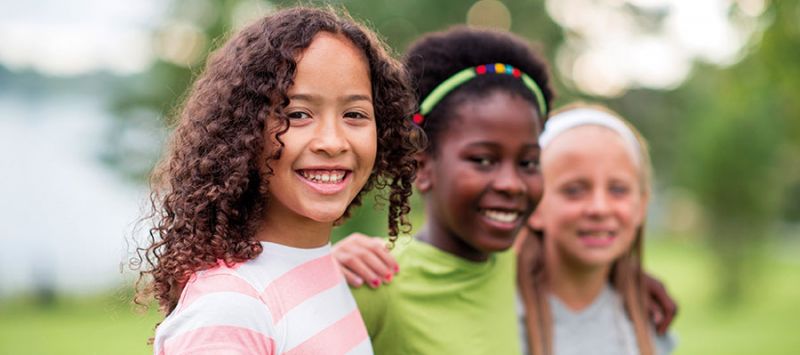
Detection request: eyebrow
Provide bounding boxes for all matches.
[465,141,540,150]
[288,94,372,104]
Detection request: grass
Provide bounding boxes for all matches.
[0,290,161,355]
[645,238,800,355]
[0,239,797,355]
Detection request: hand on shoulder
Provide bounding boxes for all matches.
[333,233,399,288]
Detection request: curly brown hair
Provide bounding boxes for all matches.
[133,6,422,314]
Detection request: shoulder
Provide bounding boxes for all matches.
[154,266,280,355]
[350,281,392,336]
[176,263,265,312]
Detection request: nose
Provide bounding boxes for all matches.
[585,189,611,218]
[310,115,349,157]
[492,161,526,196]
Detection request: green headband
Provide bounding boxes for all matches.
[413,63,548,125]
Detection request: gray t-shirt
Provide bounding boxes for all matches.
[517,284,676,355]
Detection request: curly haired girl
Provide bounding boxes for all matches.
[133,7,421,355]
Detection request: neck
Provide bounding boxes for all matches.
[255,210,333,249]
[544,244,611,311]
[418,211,490,262]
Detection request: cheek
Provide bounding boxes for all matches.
[273,126,304,154]
[440,171,481,214]
[525,175,545,206]
[357,126,378,168]
[540,191,573,217]
[618,197,645,226]
[535,199,562,231]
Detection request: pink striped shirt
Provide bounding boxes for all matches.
[154,242,373,355]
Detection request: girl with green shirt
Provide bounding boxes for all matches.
[338,26,554,355]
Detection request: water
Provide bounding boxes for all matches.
[0,91,148,297]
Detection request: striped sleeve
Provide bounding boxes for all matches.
[154,273,278,355]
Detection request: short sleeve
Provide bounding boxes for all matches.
[655,330,678,355]
[155,275,279,355]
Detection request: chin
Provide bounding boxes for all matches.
[306,211,347,223]
[300,205,350,223]
[578,252,622,268]
[480,237,516,253]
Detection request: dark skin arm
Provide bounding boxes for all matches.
[644,272,678,335]
[334,232,677,334]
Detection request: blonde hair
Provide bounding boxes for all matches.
[518,102,654,355]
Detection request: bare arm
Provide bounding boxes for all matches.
[644,273,678,334]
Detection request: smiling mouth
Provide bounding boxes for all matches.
[480,209,521,223]
[298,169,348,184]
[577,230,617,246]
[578,230,616,238]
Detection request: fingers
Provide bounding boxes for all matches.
[360,247,395,284]
[344,257,384,289]
[648,301,665,334]
[659,300,677,335]
[644,273,678,334]
[333,233,399,289]
[342,268,364,288]
[366,237,400,275]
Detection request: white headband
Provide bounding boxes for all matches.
[539,108,642,166]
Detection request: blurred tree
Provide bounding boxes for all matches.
[672,0,800,304]
[108,0,796,302]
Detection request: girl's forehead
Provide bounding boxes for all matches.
[543,126,636,161]
[542,126,640,176]
[438,97,541,145]
[452,92,541,132]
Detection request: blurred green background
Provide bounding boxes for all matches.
[1,0,798,354]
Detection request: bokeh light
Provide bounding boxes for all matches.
[466,0,512,31]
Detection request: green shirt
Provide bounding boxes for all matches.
[352,238,521,355]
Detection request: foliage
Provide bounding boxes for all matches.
[671,0,800,303]
[108,0,800,302]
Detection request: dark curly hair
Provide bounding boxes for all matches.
[133,7,422,314]
[405,26,554,154]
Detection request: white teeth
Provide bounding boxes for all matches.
[581,231,614,239]
[482,209,519,223]
[301,170,345,184]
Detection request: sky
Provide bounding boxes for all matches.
[0,0,166,76]
[545,0,767,96]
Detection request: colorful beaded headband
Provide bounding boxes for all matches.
[412,63,548,125]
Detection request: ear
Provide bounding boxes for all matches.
[414,152,433,193]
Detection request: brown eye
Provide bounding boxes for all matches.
[469,156,493,167]
[287,111,311,120]
[520,159,539,171]
[344,111,369,119]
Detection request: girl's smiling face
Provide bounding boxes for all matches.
[264,32,376,225]
[530,125,647,269]
[420,91,543,261]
